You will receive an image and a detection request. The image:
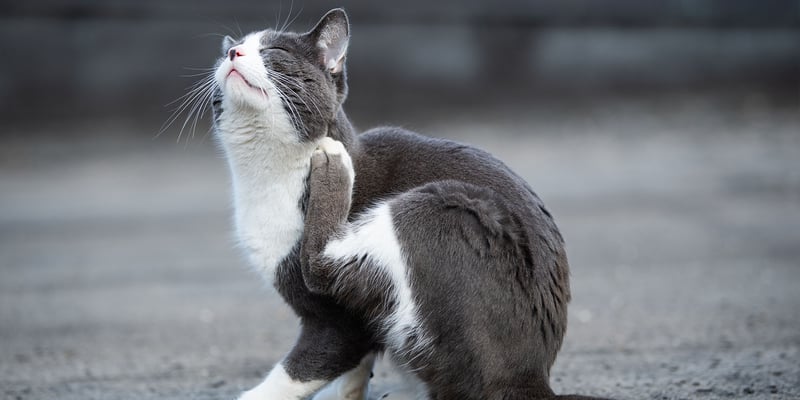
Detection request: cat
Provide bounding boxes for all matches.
[208,8,608,400]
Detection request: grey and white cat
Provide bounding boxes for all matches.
[208,8,607,400]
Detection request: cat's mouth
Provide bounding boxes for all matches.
[227,69,262,92]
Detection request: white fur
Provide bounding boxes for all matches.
[215,33,274,110]
[380,361,431,400]
[238,363,326,400]
[215,31,315,278]
[216,30,381,399]
[323,202,427,351]
[312,353,375,400]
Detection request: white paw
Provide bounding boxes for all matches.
[236,364,327,400]
[311,353,374,400]
[315,136,347,156]
[314,137,355,186]
[311,385,339,400]
[312,381,369,400]
[236,388,264,400]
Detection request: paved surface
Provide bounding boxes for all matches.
[1,90,799,399]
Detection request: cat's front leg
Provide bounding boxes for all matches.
[300,137,355,293]
[237,318,373,400]
[237,362,327,400]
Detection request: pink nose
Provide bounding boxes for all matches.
[228,47,245,61]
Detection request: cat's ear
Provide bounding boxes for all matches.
[308,8,350,74]
[221,35,236,55]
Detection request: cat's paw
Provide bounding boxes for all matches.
[312,384,369,400]
[315,136,347,156]
[312,137,354,187]
[235,389,263,400]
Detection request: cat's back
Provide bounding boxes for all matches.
[355,126,532,193]
[356,126,504,178]
[352,125,566,285]
[352,126,559,237]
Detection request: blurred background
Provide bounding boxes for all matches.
[1,1,798,399]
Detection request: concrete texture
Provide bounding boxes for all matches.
[1,89,799,399]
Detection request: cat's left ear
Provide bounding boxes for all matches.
[221,35,236,56]
[308,8,350,74]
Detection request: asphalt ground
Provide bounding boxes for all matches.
[1,90,798,399]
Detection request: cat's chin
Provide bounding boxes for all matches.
[215,68,268,110]
[223,82,269,110]
[228,69,261,90]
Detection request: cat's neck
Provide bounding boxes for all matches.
[215,105,359,276]
[327,107,360,157]
[217,109,316,275]
[219,107,359,191]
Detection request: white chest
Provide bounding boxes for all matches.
[231,162,309,277]
[217,111,315,281]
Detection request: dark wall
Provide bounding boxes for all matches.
[0,0,798,128]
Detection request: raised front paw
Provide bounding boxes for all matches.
[311,137,355,188]
[316,136,347,156]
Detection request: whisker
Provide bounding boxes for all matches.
[212,22,241,41]
[269,78,302,121]
[283,1,304,33]
[234,17,244,38]
[280,0,294,33]
[275,0,282,32]
[183,66,217,71]
[164,76,215,107]
[270,85,316,127]
[272,85,304,133]
[189,86,216,141]
[167,80,215,123]
[274,81,307,134]
[159,73,217,140]
[268,71,325,122]
[180,72,216,78]
[192,32,233,40]
[184,83,214,137]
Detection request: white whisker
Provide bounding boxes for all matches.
[280,0,294,33]
[268,70,326,123]
[159,71,217,141]
[271,82,304,133]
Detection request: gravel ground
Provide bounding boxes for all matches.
[1,91,798,399]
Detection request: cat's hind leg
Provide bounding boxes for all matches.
[312,353,375,400]
[386,180,575,398]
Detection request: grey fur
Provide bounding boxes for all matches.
[301,150,354,294]
[212,8,611,400]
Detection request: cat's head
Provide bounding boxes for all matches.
[212,8,350,143]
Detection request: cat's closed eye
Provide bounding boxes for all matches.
[266,46,290,53]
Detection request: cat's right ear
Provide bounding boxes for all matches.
[307,8,350,74]
[221,35,236,56]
